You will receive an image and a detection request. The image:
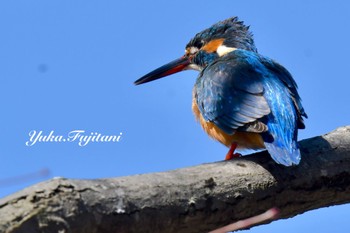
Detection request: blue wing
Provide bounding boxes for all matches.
[194,50,306,166]
[194,55,271,134]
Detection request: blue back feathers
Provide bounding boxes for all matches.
[194,50,307,166]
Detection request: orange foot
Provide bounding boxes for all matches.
[225,143,242,160]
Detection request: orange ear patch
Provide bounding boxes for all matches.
[202,38,224,53]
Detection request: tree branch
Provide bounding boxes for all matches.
[1,126,350,233]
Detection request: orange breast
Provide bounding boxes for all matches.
[192,97,265,150]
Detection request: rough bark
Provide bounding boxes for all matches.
[1,126,350,233]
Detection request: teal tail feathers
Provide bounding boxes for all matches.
[264,138,301,166]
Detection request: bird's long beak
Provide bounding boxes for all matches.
[134,56,190,85]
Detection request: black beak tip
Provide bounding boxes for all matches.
[134,80,141,85]
[134,75,154,86]
[134,56,190,86]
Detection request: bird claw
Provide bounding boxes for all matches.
[225,152,242,160]
[225,143,241,160]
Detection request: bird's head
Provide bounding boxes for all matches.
[134,17,257,85]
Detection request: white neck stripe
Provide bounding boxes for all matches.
[217,45,237,56]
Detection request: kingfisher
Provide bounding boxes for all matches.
[134,17,307,166]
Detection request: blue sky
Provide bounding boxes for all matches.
[1,1,349,232]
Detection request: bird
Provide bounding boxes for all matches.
[134,17,307,166]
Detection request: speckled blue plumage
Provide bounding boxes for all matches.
[194,49,307,166]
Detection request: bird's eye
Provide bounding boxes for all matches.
[195,40,205,49]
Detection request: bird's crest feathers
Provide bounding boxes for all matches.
[186,17,257,53]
